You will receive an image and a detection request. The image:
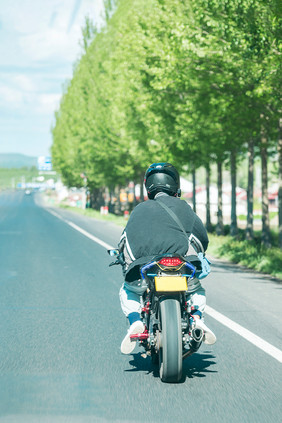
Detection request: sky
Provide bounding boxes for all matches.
[0,0,105,158]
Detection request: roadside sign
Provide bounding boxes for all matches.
[37,156,52,171]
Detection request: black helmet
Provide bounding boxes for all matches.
[144,162,181,199]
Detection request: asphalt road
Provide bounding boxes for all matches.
[0,190,281,423]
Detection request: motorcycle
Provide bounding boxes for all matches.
[108,250,204,383]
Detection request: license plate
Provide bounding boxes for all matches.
[155,276,187,292]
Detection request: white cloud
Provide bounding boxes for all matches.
[0,78,62,115]
[0,0,105,155]
[38,93,61,114]
[2,0,105,65]
[19,27,82,63]
[0,85,23,107]
[12,75,36,92]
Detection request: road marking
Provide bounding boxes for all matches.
[47,209,64,220]
[67,221,114,250]
[47,209,114,250]
[48,208,282,364]
[206,305,282,363]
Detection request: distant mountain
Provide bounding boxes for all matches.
[0,153,38,168]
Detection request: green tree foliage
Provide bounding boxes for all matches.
[52,0,281,243]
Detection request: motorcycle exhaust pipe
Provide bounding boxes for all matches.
[190,328,203,351]
[192,328,204,343]
[183,328,203,360]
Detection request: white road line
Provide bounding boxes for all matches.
[48,208,282,364]
[67,221,114,250]
[47,209,114,250]
[47,209,64,220]
[206,306,282,363]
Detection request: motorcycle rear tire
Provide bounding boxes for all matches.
[159,298,182,383]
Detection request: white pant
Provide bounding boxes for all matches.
[120,283,206,318]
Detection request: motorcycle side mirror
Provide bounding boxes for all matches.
[108,249,119,257]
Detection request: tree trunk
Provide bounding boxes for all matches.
[246,139,254,241]
[261,124,272,247]
[109,188,115,214]
[216,161,224,235]
[114,185,122,215]
[192,166,196,213]
[90,187,104,210]
[205,164,212,231]
[133,181,138,207]
[230,149,238,236]
[278,118,282,249]
[140,176,144,202]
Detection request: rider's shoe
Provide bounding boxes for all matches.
[120,320,145,354]
[194,319,216,345]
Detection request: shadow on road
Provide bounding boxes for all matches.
[125,351,217,383]
[182,352,217,381]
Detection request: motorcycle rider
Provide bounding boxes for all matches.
[118,162,216,354]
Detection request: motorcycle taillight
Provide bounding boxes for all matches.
[158,257,183,267]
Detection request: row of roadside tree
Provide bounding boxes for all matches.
[51,0,282,247]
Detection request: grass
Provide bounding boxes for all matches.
[0,167,39,189]
[0,168,60,190]
[208,233,282,280]
[238,212,278,221]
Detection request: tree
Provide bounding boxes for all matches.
[246,138,255,240]
[51,0,281,235]
[279,118,282,248]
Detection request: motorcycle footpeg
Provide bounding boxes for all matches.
[130,332,149,340]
